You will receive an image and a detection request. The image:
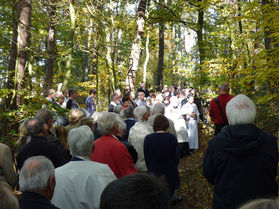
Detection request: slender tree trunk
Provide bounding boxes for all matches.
[6,1,19,107]
[156,22,164,91]
[62,0,75,92]
[16,0,32,107]
[45,0,56,95]
[125,0,148,91]
[143,31,149,83]
[195,0,207,85]
[262,0,272,52]
[92,30,99,75]
[83,19,93,81]
[197,4,204,68]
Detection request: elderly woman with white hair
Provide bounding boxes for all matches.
[90,112,137,178]
[128,106,153,172]
[203,94,278,209]
[52,125,116,209]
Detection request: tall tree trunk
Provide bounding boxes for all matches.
[156,22,164,91]
[92,28,99,75]
[62,0,75,92]
[45,0,56,95]
[262,0,272,52]
[83,19,93,81]
[16,0,32,107]
[125,0,148,91]
[6,1,19,107]
[196,0,206,85]
[143,31,150,83]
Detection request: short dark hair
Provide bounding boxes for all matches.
[100,173,171,209]
[89,89,97,95]
[36,109,53,124]
[24,117,45,136]
[153,114,169,132]
[122,96,130,103]
[68,89,77,97]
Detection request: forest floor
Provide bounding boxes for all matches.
[174,124,214,209]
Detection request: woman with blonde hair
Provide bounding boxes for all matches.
[65,109,83,134]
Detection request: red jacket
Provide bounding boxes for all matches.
[209,94,234,124]
[90,135,137,178]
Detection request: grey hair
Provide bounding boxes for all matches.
[19,156,55,192]
[238,198,279,209]
[36,109,53,124]
[152,103,165,115]
[122,105,135,118]
[98,112,118,135]
[226,94,256,125]
[116,116,127,133]
[24,117,45,136]
[134,106,148,122]
[92,111,102,121]
[113,105,123,114]
[68,125,94,156]
[218,82,230,92]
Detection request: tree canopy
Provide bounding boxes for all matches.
[0,0,278,141]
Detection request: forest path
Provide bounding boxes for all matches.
[174,124,214,209]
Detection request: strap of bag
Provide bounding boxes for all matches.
[215,96,227,123]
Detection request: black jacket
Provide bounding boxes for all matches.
[17,136,68,169]
[203,124,278,209]
[19,191,59,209]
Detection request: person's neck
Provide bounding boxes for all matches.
[156,130,165,133]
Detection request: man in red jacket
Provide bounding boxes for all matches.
[209,82,233,135]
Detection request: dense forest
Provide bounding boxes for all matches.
[0,0,278,142]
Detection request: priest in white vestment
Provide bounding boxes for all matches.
[51,126,116,209]
[182,94,199,150]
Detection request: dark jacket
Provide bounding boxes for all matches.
[122,119,137,142]
[19,191,59,209]
[66,98,79,110]
[203,124,278,209]
[137,87,149,98]
[17,136,68,169]
[144,133,180,195]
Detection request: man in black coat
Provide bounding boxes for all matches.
[203,94,278,209]
[19,156,59,209]
[17,117,68,170]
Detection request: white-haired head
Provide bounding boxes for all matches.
[152,103,165,115]
[92,111,102,121]
[19,156,55,192]
[134,106,149,122]
[68,125,94,156]
[115,115,127,133]
[226,94,256,125]
[98,112,118,135]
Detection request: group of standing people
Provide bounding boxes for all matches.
[0,81,278,209]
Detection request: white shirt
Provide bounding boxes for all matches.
[51,158,116,209]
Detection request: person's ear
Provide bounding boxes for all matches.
[47,175,56,200]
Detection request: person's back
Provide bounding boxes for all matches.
[203,94,278,209]
[16,118,68,169]
[51,126,116,209]
[52,160,116,209]
[0,143,17,188]
[209,83,233,135]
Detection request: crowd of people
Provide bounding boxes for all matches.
[0,82,278,209]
